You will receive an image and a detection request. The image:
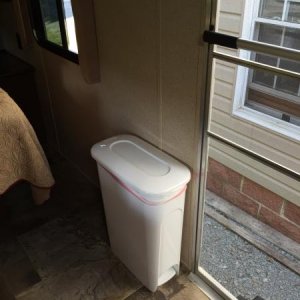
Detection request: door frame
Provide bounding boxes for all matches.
[191,0,235,298]
[191,0,300,298]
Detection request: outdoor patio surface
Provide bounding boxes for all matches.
[200,192,300,300]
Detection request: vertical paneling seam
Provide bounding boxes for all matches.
[38,47,61,151]
[157,0,163,149]
[189,46,205,268]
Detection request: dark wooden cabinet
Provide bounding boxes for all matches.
[0,50,45,144]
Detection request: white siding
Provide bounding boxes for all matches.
[210,0,300,206]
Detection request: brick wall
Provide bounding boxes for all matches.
[207,158,300,244]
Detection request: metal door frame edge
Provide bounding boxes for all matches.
[192,0,300,298]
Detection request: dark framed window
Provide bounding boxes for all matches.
[29,0,78,63]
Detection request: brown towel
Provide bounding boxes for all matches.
[0,88,54,204]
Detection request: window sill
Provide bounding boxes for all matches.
[232,106,300,143]
[36,40,79,64]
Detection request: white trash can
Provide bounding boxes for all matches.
[91,135,191,292]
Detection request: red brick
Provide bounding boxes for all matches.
[208,159,242,189]
[284,202,300,226]
[222,184,259,217]
[242,178,283,213]
[206,172,223,197]
[259,207,300,243]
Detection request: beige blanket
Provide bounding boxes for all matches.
[0,88,54,204]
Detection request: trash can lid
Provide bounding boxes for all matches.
[91,135,191,199]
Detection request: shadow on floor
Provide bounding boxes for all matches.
[0,156,209,300]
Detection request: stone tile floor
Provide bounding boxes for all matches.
[0,156,209,300]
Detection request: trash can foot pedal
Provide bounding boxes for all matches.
[158,267,176,286]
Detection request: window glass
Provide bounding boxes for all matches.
[62,0,78,53]
[276,59,300,95]
[277,28,300,95]
[283,28,300,50]
[246,0,300,125]
[252,24,281,87]
[40,0,63,46]
[30,0,78,62]
[257,23,282,45]
[260,0,284,20]
[253,54,277,87]
[287,1,300,23]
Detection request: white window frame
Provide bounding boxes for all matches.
[232,0,300,142]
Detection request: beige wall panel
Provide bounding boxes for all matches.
[12,0,33,49]
[31,47,60,150]
[0,3,35,65]
[1,0,206,268]
[94,0,161,144]
[159,0,203,268]
[71,0,100,84]
[41,0,162,182]
[41,50,101,180]
[160,0,202,166]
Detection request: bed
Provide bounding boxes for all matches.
[0,88,54,204]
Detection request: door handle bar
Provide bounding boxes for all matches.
[203,31,300,62]
[202,30,300,182]
[203,31,300,79]
[214,51,300,79]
